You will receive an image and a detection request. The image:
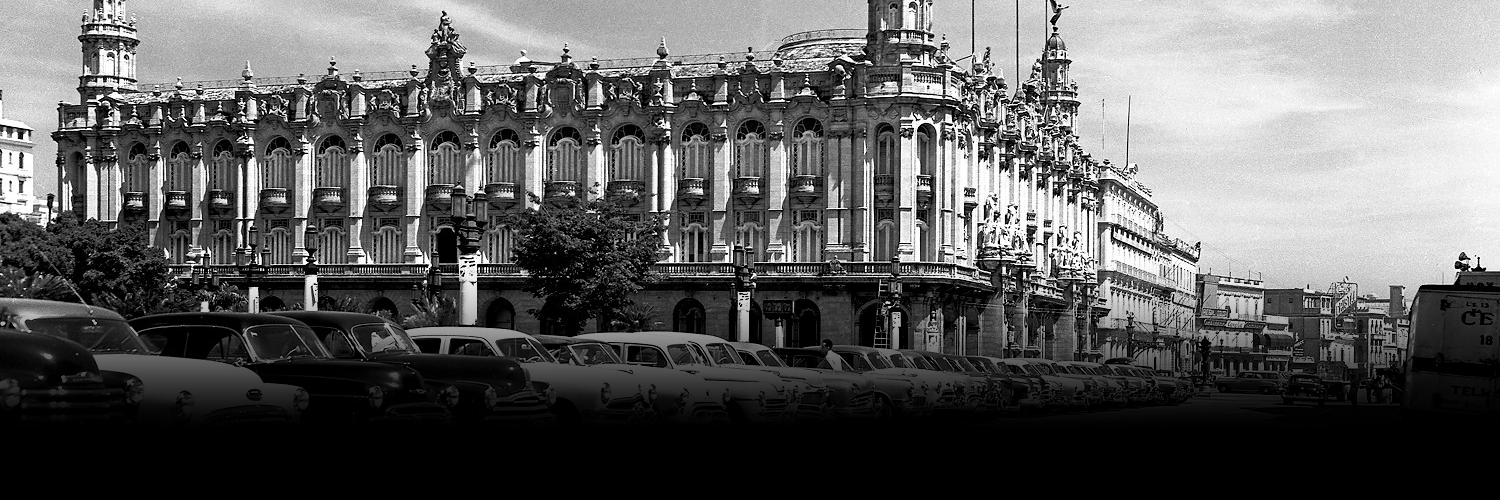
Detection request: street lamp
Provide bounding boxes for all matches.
[1013,252,1036,358]
[450,186,486,326]
[303,224,319,311]
[733,244,756,343]
[241,225,267,313]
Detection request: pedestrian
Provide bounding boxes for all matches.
[1348,372,1360,407]
[820,339,843,369]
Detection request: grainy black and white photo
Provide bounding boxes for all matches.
[0,0,1492,435]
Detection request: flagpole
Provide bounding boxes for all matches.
[1014,0,1020,89]
[972,0,977,60]
[1125,95,1133,167]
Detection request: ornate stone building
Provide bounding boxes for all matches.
[54,0,1115,354]
[0,90,40,222]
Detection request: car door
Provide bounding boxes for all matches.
[411,336,446,355]
[449,337,498,357]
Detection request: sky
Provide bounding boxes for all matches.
[1,0,1495,301]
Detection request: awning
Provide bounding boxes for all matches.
[1265,332,1296,351]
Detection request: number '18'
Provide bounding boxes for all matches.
[1483,335,1495,346]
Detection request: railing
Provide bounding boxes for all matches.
[485,182,518,209]
[207,189,233,211]
[915,174,933,206]
[314,187,346,208]
[123,191,146,213]
[165,191,189,211]
[544,180,580,201]
[259,188,289,208]
[775,28,867,49]
[425,184,455,211]
[733,177,762,201]
[368,185,400,209]
[607,180,647,205]
[172,261,998,284]
[1108,260,1159,285]
[873,174,895,203]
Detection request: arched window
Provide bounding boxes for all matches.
[209,140,235,192]
[166,141,192,192]
[483,221,514,264]
[168,225,192,265]
[262,137,295,194]
[547,127,584,183]
[486,129,522,184]
[874,212,898,262]
[428,130,463,186]
[609,124,647,182]
[680,217,709,263]
[678,122,712,179]
[125,143,149,193]
[210,223,235,265]
[917,125,935,175]
[792,219,823,262]
[736,219,765,264]
[875,124,898,176]
[673,298,707,335]
[370,134,405,189]
[264,224,293,265]
[907,2,918,30]
[370,218,404,264]
[316,136,350,189]
[790,118,824,176]
[791,299,821,348]
[887,3,899,31]
[315,222,349,265]
[485,299,516,329]
[734,120,767,178]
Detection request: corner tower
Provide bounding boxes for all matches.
[1040,26,1079,130]
[866,0,940,66]
[78,0,140,102]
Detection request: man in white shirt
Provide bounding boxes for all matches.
[820,339,845,371]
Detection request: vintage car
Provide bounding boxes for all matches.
[792,346,932,419]
[1050,361,1113,408]
[0,324,141,425]
[1000,358,1087,409]
[130,312,452,426]
[1281,373,1331,405]
[637,332,832,423]
[1158,370,1196,401]
[731,342,883,421]
[975,356,1051,413]
[1061,361,1130,406]
[1215,370,1288,394]
[920,351,1008,417]
[273,312,555,425]
[1096,363,1154,405]
[1034,359,1103,409]
[534,334,731,424]
[870,347,962,411]
[2,298,307,427]
[407,327,655,425]
[578,331,796,426]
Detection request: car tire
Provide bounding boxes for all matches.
[875,395,894,421]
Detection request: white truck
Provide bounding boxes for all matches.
[1400,271,1500,420]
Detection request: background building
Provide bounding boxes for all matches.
[0,90,41,222]
[1266,285,1352,378]
[1195,273,1293,375]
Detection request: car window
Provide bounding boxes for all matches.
[313,327,359,358]
[413,337,442,354]
[625,345,668,368]
[738,351,760,365]
[205,332,250,364]
[755,350,785,367]
[450,338,496,356]
[495,338,554,363]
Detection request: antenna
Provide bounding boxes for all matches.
[1014,0,1020,91]
[1125,95,1133,168]
[31,243,100,327]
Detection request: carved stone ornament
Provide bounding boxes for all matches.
[900,128,914,139]
[524,139,540,148]
[100,155,118,163]
[189,151,203,160]
[406,143,422,153]
[146,153,161,161]
[585,137,602,147]
[767,131,784,141]
[710,133,728,142]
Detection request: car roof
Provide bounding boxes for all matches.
[406,326,537,341]
[532,334,589,345]
[0,297,128,323]
[729,341,772,351]
[633,331,738,345]
[577,331,705,347]
[270,311,393,330]
[130,312,310,332]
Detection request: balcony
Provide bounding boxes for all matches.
[733,176,762,204]
[314,187,346,210]
[368,185,400,211]
[544,180,580,207]
[164,191,190,213]
[259,188,289,210]
[207,189,233,212]
[790,174,822,204]
[607,179,646,206]
[485,182,518,210]
[915,174,933,208]
[678,177,706,206]
[122,191,146,214]
[873,174,895,204]
[425,183,455,212]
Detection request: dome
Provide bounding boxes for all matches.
[1046,28,1066,51]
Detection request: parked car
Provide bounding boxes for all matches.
[637,332,832,423]
[1061,361,1130,407]
[1158,370,1196,401]
[794,345,932,419]
[1053,361,1116,408]
[2,299,307,427]
[870,347,961,411]
[130,312,451,426]
[1281,373,1331,405]
[1215,371,1288,394]
[272,312,555,425]
[1000,358,1086,409]
[578,331,796,426]
[1035,359,1102,409]
[0,324,141,425]
[977,356,1051,413]
[731,342,883,421]
[533,334,731,424]
[407,327,655,425]
[1096,363,1153,405]
[916,351,1006,417]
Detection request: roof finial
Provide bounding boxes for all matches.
[174,77,183,91]
[657,37,670,59]
[328,56,338,76]
[560,43,572,64]
[242,61,254,81]
[745,47,755,62]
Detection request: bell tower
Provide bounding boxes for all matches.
[866,0,940,66]
[78,0,140,102]
[1040,26,1079,130]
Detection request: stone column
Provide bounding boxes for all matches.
[1053,284,1079,360]
[347,137,368,263]
[979,269,1009,357]
[403,138,424,262]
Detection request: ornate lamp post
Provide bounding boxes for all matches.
[450,186,487,326]
[303,224,320,311]
[241,225,267,313]
[186,247,217,312]
[733,244,756,343]
[885,256,904,350]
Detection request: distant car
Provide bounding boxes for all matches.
[1034,359,1101,409]
[911,351,1004,417]
[1061,361,1130,406]
[868,347,961,412]
[1096,363,1153,405]
[272,311,555,426]
[578,331,796,426]
[978,356,1051,413]
[0,325,141,425]
[130,312,451,426]
[785,345,931,419]
[636,332,832,424]
[1215,371,1287,394]
[1281,373,1331,406]
[407,327,655,425]
[2,298,307,427]
[1000,358,1087,409]
[533,334,731,425]
[731,342,884,422]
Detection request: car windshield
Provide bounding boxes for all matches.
[564,342,621,366]
[495,337,557,363]
[703,343,742,365]
[954,358,977,372]
[755,350,787,367]
[669,344,705,366]
[866,352,894,370]
[972,358,999,373]
[1022,364,1043,376]
[350,323,421,356]
[23,318,151,354]
[889,353,917,369]
[1033,363,1055,375]
[624,344,669,367]
[245,324,330,361]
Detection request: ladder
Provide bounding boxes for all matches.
[874,325,889,349]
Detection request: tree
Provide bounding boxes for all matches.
[0,266,77,302]
[499,189,664,335]
[608,303,665,333]
[402,293,459,328]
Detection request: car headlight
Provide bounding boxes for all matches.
[722,388,732,405]
[124,376,145,405]
[905,384,914,400]
[0,378,21,409]
[546,387,558,406]
[366,386,385,410]
[175,390,195,418]
[648,384,658,403]
[757,390,767,408]
[292,388,311,412]
[601,382,612,405]
[484,387,500,410]
[441,385,461,408]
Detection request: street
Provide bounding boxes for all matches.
[962,392,1403,428]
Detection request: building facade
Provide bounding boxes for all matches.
[55,0,1119,353]
[1092,162,1201,370]
[1196,273,1294,375]
[1265,286,1355,378]
[0,90,40,222]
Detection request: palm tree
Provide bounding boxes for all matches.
[402,293,460,328]
[0,266,79,302]
[609,303,664,333]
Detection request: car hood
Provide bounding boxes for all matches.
[364,353,531,395]
[722,365,829,387]
[249,358,425,391]
[679,365,788,390]
[94,353,280,423]
[517,361,642,395]
[0,331,101,384]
